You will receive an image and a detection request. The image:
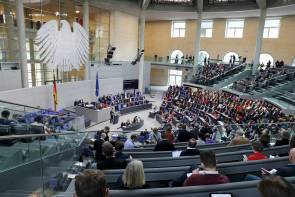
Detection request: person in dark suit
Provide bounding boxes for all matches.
[177,124,192,142]
[154,133,176,151]
[275,130,290,147]
[94,132,106,162]
[97,142,128,170]
[274,148,295,177]
[0,110,14,125]
[110,109,114,123]
[180,138,200,157]
[115,141,130,160]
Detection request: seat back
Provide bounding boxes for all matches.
[140,145,289,168]
[127,144,251,158]
[108,177,295,197]
[104,156,289,185]
[125,142,230,153]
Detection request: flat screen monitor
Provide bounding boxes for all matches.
[123,79,139,90]
[210,193,232,197]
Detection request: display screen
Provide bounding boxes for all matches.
[123,79,139,90]
[210,194,232,197]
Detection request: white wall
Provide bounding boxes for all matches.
[0,78,123,110]
[90,62,139,80]
[0,70,22,91]
[110,11,139,61]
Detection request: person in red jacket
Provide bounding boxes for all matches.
[183,150,229,186]
[246,141,268,161]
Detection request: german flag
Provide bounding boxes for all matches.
[53,74,58,111]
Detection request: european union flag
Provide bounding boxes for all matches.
[95,72,99,97]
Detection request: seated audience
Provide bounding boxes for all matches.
[244,148,295,181]
[183,150,229,186]
[228,130,249,146]
[97,142,128,170]
[275,130,290,147]
[75,169,109,197]
[154,133,176,151]
[164,128,174,143]
[124,134,138,150]
[158,86,291,143]
[117,160,148,189]
[177,124,192,142]
[260,133,271,148]
[180,138,200,157]
[0,110,12,125]
[115,141,129,160]
[148,128,162,144]
[266,148,295,177]
[246,141,268,161]
[197,132,207,145]
[258,175,295,197]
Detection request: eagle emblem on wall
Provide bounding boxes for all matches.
[35,20,89,71]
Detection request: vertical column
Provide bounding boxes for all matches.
[138,13,145,93]
[16,0,28,88]
[253,8,266,75]
[29,39,36,87]
[3,3,16,61]
[83,0,90,80]
[194,12,202,74]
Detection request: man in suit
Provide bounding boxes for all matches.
[148,128,162,144]
[275,129,290,147]
[154,133,176,151]
[97,142,128,170]
[0,110,14,125]
[177,124,192,142]
[94,132,106,162]
[275,148,295,177]
[180,138,200,157]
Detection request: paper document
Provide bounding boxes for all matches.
[172,151,182,158]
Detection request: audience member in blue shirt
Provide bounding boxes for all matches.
[124,134,138,149]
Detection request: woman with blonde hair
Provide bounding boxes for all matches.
[117,160,148,189]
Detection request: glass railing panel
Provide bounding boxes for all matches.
[39,132,87,197]
[0,130,88,197]
[0,101,26,116]
[0,136,44,197]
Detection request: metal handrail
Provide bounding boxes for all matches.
[0,99,74,114]
[0,121,294,140]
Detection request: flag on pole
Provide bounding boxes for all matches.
[53,74,58,111]
[95,72,99,97]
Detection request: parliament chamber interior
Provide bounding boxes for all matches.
[0,0,295,197]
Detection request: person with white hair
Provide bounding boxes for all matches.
[227,130,249,146]
[117,160,149,189]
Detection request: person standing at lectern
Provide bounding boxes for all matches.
[110,108,114,123]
